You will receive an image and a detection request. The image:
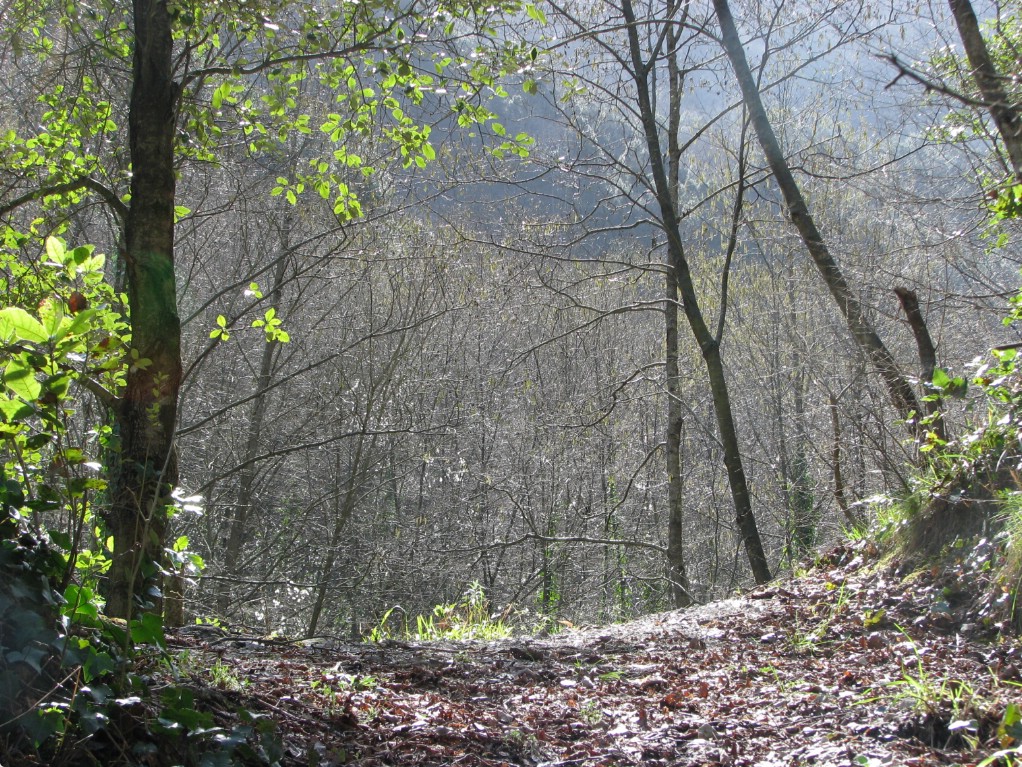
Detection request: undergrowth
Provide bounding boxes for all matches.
[0,239,278,765]
[366,581,513,642]
[0,529,283,767]
[855,278,1022,632]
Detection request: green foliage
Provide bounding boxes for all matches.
[870,276,1022,548]
[0,235,125,589]
[990,183,1022,227]
[0,0,539,195]
[886,641,979,722]
[251,307,291,344]
[578,699,603,724]
[0,232,202,609]
[928,7,1022,136]
[208,659,246,692]
[978,703,1022,766]
[782,450,818,565]
[0,237,246,764]
[787,581,848,654]
[310,671,378,704]
[925,8,1022,246]
[367,581,512,641]
[1,529,280,764]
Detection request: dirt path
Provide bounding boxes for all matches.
[165,543,1021,766]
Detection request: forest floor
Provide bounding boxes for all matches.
[160,541,1022,766]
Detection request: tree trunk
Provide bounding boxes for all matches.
[663,19,692,608]
[218,235,289,616]
[306,437,363,638]
[664,270,691,607]
[829,393,863,530]
[948,0,1022,181]
[712,0,923,430]
[894,287,948,444]
[621,0,771,584]
[103,0,181,620]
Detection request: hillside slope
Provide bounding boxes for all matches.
[137,541,1021,767]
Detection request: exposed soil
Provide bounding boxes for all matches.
[157,541,1022,766]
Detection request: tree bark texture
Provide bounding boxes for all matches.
[664,267,691,606]
[894,287,947,443]
[664,19,692,607]
[711,0,923,430]
[948,0,1022,181]
[621,0,771,585]
[103,0,182,619]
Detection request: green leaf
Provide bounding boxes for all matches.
[525,3,547,24]
[999,701,1022,746]
[131,612,166,648]
[0,307,49,343]
[64,308,99,339]
[38,299,65,338]
[5,360,42,401]
[0,397,34,422]
[45,236,66,265]
[70,244,93,265]
[63,584,99,622]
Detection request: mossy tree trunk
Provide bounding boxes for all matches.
[102,0,181,620]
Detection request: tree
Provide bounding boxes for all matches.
[536,0,772,584]
[106,0,181,620]
[947,0,1022,181]
[889,1,1022,214]
[711,0,923,433]
[0,0,533,618]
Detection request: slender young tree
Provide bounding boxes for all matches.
[711,0,923,430]
[620,0,771,584]
[663,12,692,607]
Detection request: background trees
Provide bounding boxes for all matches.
[0,0,1018,636]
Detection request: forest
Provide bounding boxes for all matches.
[3,0,1022,762]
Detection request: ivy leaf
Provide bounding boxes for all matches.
[130,612,166,648]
